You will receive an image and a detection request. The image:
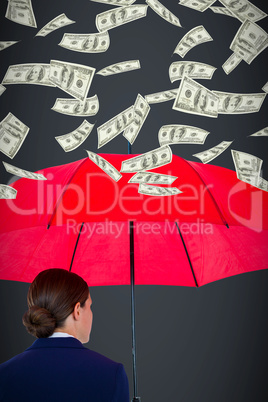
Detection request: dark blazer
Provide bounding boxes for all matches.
[0,337,129,402]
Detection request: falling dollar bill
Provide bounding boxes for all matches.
[173,76,219,118]
[90,0,136,5]
[49,60,95,101]
[212,91,266,114]
[218,0,267,23]
[36,13,75,37]
[97,106,134,148]
[121,145,172,172]
[0,184,17,199]
[0,112,29,159]
[146,0,182,27]
[262,81,268,93]
[85,150,122,182]
[3,161,46,180]
[51,95,99,117]
[257,177,268,192]
[173,25,213,58]
[55,121,94,152]
[97,60,140,76]
[2,63,55,87]
[0,85,6,96]
[193,141,233,163]
[0,41,19,51]
[169,61,216,83]
[96,5,148,32]
[209,6,235,17]
[59,32,110,53]
[158,125,210,146]
[138,183,182,196]
[231,149,263,187]
[129,171,177,185]
[123,94,150,144]
[249,127,268,137]
[179,0,217,13]
[5,0,37,28]
[222,52,242,75]
[230,20,268,64]
[145,89,178,104]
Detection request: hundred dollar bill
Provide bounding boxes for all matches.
[0,41,19,51]
[0,112,29,159]
[173,25,213,58]
[96,5,148,32]
[169,61,216,83]
[90,0,136,5]
[85,150,122,182]
[212,90,266,114]
[222,52,242,74]
[3,161,46,180]
[173,76,219,118]
[231,149,262,186]
[138,183,182,196]
[0,85,6,96]
[97,106,134,148]
[159,125,209,146]
[97,60,140,76]
[0,184,17,199]
[36,13,75,37]
[55,121,94,152]
[51,95,99,117]
[179,0,217,13]
[262,81,268,93]
[120,145,172,172]
[5,0,37,28]
[193,141,233,163]
[230,20,268,64]
[129,171,177,185]
[249,127,268,137]
[123,94,150,144]
[146,0,182,27]
[218,0,267,23]
[209,6,234,17]
[59,32,110,53]
[145,89,178,104]
[49,60,95,101]
[257,177,268,192]
[2,63,55,87]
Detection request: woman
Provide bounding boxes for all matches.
[0,268,129,402]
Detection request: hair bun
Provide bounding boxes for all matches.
[22,306,56,338]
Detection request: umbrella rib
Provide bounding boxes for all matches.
[69,222,84,272]
[175,222,198,287]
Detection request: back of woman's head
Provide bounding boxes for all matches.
[22,269,89,338]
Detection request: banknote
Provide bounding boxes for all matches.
[218,0,267,23]
[173,25,213,58]
[0,85,6,96]
[179,0,217,13]
[173,76,219,118]
[36,13,75,37]
[90,0,136,5]
[257,177,268,192]
[96,5,148,32]
[3,161,46,180]
[138,183,182,196]
[97,60,140,76]
[262,81,268,93]
[0,41,19,51]
[55,121,94,152]
[97,106,134,148]
[85,150,122,182]
[2,63,55,87]
[59,32,110,53]
[209,6,234,17]
[0,184,17,199]
[212,91,266,114]
[231,149,262,187]
[120,145,172,172]
[0,112,29,159]
[129,171,177,185]
[145,89,178,104]
[230,20,268,64]
[51,95,99,117]
[193,141,232,163]
[169,61,216,83]
[49,60,95,101]
[249,127,268,137]
[5,0,37,28]
[158,125,210,146]
[123,94,150,144]
[146,0,182,27]
[222,52,242,75]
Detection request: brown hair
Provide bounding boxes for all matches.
[22,269,89,338]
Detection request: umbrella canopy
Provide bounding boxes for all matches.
[1,153,267,286]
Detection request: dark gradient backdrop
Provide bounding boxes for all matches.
[0,0,268,401]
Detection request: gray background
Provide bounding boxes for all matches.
[0,0,268,401]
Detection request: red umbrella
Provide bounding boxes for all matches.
[1,153,267,401]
